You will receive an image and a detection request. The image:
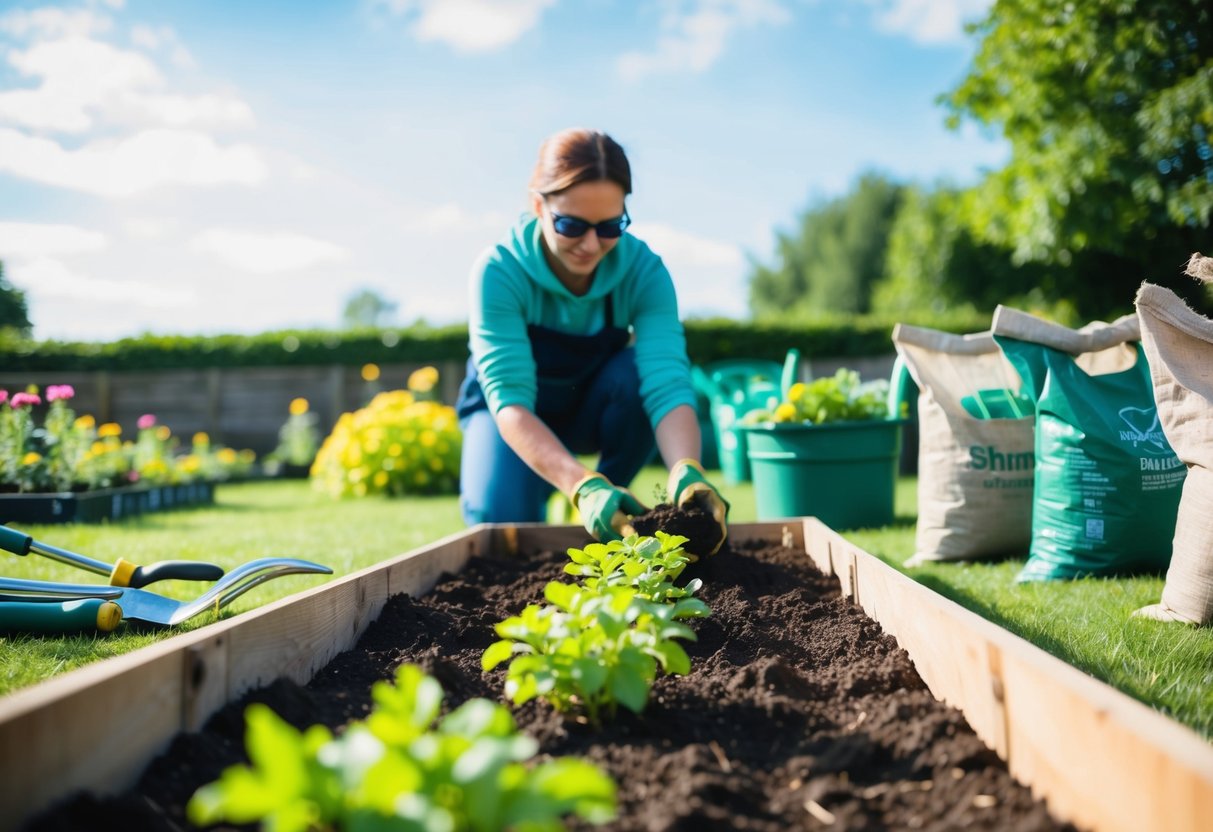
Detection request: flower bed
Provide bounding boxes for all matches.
[22,534,1068,830]
[0,384,252,522]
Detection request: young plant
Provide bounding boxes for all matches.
[482,580,709,725]
[564,531,701,604]
[187,663,616,832]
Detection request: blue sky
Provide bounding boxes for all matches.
[0,0,1003,342]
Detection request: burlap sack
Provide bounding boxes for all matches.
[992,307,1186,582]
[893,324,1035,565]
[1133,257,1213,624]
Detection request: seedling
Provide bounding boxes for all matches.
[483,580,709,726]
[564,531,701,604]
[187,664,616,831]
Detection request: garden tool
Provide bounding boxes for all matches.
[0,555,332,632]
[0,524,225,588]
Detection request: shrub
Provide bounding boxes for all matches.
[310,367,461,498]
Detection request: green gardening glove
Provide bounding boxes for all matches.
[570,473,648,542]
[667,459,730,555]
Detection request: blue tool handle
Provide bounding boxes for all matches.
[125,560,225,588]
[0,598,123,633]
[0,525,33,556]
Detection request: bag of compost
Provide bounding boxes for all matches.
[991,306,1185,582]
[893,324,1035,566]
[1132,254,1213,624]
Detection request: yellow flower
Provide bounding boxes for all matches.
[373,470,389,488]
[787,382,807,403]
[419,429,437,447]
[98,422,122,438]
[774,403,799,423]
[407,366,439,393]
[361,363,381,382]
[155,425,171,441]
[218,448,237,464]
[289,397,310,416]
[388,443,403,457]
[74,414,96,430]
[21,452,41,466]
[193,432,210,445]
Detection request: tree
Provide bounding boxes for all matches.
[944,0,1213,315]
[0,261,32,336]
[342,287,398,329]
[749,173,904,319]
[872,185,1080,325]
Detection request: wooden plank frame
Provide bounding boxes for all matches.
[0,519,1209,832]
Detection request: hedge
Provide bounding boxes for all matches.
[0,312,990,372]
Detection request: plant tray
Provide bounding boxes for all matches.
[0,482,215,525]
[0,521,1209,832]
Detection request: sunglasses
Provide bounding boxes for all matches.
[549,209,631,239]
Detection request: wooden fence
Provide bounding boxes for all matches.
[0,353,903,459]
[0,360,468,456]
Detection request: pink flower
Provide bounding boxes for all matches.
[10,392,42,408]
[0,390,7,405]
[137,414,156,430]
[46,384,76,402]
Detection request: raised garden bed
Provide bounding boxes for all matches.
[1,522,1210,831]
[0,482,216,525]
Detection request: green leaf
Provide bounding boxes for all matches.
[481,639,515,671]
[441,698,516,740]
[571,657,608,695]
[608,665,650,713]
[650,640,691,675]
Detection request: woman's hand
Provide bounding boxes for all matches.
[571,473,647,541]
[667,459,729,555]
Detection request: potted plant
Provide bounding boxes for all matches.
[738,365,906,529]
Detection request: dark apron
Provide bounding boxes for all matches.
[456,295,630,424]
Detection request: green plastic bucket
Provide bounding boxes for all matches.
[741,419,905,528]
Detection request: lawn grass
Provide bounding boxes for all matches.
[848,477,1213,741]
[2,471,1210,744]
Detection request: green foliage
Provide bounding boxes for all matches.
[0,323,471,372]
[0,261,31,337]
[742,369,892,426]
[872,185,1083,326]
[750,172,904,318]
[562,531,700,604]
[483,533,710,726]
[483,582,707,726]
[342,287,399,330]
[188,664,616,832]
[943,0,1213,315]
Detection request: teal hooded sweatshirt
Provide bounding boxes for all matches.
[468,215,696,429]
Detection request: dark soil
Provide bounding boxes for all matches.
[631,501,725,558]
[24,535,1073,832]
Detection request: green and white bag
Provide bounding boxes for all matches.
[1133,263,1213,624]
[992,306,1185,582]
[893,324,1035,565]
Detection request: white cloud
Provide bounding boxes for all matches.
[122,217,179,239]
[864,0,991,45]
[375,0,556,53]
[0,34,251,133]
[0,7,112,39]
[618,0,791,80]
[130,23,196,68]
[631,222,744,270]
[189,228,348,274]
[414,202,508,233]
[10,257,194,308]
[0,126,267,196]
[0,221,108,258]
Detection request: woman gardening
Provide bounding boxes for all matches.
[456,128,728,551]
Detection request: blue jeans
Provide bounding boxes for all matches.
[459,348,656,524]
